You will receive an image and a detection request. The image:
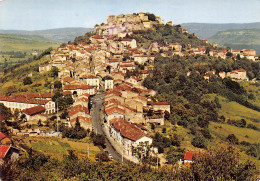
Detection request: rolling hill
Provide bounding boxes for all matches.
[0,27,92,42]
[208,29,260,55]
[0,34,59,52]
[181,22,260,39]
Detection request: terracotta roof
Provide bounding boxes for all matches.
[0,132,10,141]
[0,145,10,158]
[236,69,246,72]
[22,105,46,116]
[80,74,98,79]
[108,59,120,63]
[0,96,49,105]
[105,107,125,115]
[70,116,91,123]
[105,90,122,97]
[148,101,169,105]
[62,91,72,95]
[63,77,75,83]
[69,105,89,116]
[207,71,215,74]
[64,84,94,90]
[110,119,147,141]
[184,152,204,161]
[78,85,94,89]
[121,38,133,41]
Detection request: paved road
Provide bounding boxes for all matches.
[90,92,123,162]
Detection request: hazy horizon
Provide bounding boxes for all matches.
[0,0,259,31]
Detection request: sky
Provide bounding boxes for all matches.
[0,0,259,30]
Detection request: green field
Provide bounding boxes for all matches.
[0,34,59,67]
[219,101,260,123]
[209,122,259,143]
[0,34,59,52]
[24,137,101,161]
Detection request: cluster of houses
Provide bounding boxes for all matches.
[204,69,248,81]
[69,93,92,130]
[103,82,170,158]
[0,93,56,123]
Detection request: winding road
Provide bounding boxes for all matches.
[90,92,123,163]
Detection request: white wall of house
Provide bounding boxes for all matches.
[105,79,114,90]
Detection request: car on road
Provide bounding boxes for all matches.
[108,154,113,159]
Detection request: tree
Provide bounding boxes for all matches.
[226,52,233,57]
[50,66,59,77]
[0,103,12,120]
[236,119,246,127]
[52,92,63,102]
[93,134,106,148]
[23,77,32,85]
[37,119,43,127]
[64,94,74,105]
[183,144,256,180]
[54,81,62,89]
[226,134,239,144]
[13,109,20,121]
[162,127,166,133]
[191,134,206,148]
[95,152,110,162]
[0,122,9,134]
[147,13,156,21]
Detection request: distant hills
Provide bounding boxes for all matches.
[0,34,59,52]
[0,27,92,42]
[181,22,260,55]
[208,29,260,54]
[181,22,260,39]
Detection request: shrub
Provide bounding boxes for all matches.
[191,134,207,148]
[226,134,239,144]
[23,77,32,85]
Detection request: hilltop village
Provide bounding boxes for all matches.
[0,12,259,164]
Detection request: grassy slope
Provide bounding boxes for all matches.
[0,34,59,52]
[209,122,260,168]
[0,56,55,95]
[23,137,101,161]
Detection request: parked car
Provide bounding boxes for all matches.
[108,154,113,159]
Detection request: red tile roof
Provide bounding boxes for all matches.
[184,152,204,161]
[22,105,46,116]
[236,69,246,72]
[0,145,10,158]
[62,91,72,95]
[105,107,125,115]
[69,105,89,116]
[0,96,49,105]
[110,119,147,141]
[0,132,9,141]
[121,38,133,41]
[80,74,98,79]
[64,84,94,90]
[78,85,94,89]
[148,101,169,105]
[70,116,91,123]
